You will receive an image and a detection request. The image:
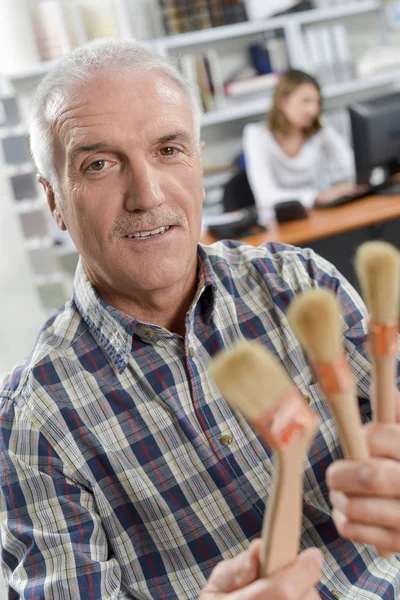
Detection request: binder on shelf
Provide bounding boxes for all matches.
[266,38,289,73]
[204,49,226,110]
[331,23,353,82]
[32,0,72,61]
[145,0,166,39]
[304,27,325,82]
[180,54,203,111]
[80,0,120,39]
[113,0,135,39]
[319,26,336,85]
[62,1,87,49]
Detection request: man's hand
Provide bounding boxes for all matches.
[199,539,323,599]
[328,422,400,553]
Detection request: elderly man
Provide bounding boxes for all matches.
[0,38,399,599]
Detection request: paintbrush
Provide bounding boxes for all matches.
[287,289,369,461]
[209,340,320,577]
[355,241,400,558]
[355,241,400,424]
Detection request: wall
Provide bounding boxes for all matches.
[0,153,45,378]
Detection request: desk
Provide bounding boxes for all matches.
[202,194,400,287]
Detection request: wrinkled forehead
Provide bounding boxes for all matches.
[50,71,196,162]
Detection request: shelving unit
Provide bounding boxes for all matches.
[2,0,399,315]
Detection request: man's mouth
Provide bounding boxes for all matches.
[125,225,171,239]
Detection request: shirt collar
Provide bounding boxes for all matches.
[73,246,218,373]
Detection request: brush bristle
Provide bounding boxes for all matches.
[209,340,293,421]
[355,241,400,323]
[287,289,343,363]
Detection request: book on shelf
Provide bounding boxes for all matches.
[224,72,279,97]
[186,0,213,30]
[180,51,229,113]
[221,0,248,24]
[158,0,246,34]
[207,0,225,27]
[195,55,215,112]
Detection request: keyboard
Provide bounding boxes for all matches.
[314,188,372,209]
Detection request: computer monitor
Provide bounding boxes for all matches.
[348,91,400,194]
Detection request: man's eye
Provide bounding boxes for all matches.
[88,160,106,171]
[160,146,177,156]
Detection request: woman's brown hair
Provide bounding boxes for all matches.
[268,69,322,138]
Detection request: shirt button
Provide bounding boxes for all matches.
[146,328,155,339]
[304,396,311,405]
[188,347,195,358]
[331,590,341,599]
[220,434,233,446]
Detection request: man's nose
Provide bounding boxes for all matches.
[124,161,165,212]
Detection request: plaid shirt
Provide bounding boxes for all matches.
[0,241,399,600]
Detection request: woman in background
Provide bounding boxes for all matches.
[242,69,366,216]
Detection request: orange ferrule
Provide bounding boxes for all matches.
[312,355,353,394]
[369,321,398,356]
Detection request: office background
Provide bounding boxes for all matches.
[0,1,400,593]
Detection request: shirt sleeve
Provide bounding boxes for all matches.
[0,398,133,600]
[320,125,356,183]
[242,123,317,217]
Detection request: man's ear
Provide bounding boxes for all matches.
[37,175,67,231]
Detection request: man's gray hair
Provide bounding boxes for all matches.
[29,38,202,192]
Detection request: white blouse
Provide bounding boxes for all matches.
[242,121,355,220]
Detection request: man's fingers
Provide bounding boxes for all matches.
[301,592,321,600]
[331,512,400,553]
[267,548,323,597]
[327,458,400,497]
[202,542,323,599]
[204,539,261,593]
[330,491,400,530]
[364,423,400,460]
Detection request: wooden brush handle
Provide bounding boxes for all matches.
[327,389,392,557]
[260,423,318,576]
[372,354,398,424]
[371,352,397,558]
[324,390,369,460]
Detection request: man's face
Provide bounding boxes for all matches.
[52,72,205,297]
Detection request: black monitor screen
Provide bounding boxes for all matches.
[348,91,400,192]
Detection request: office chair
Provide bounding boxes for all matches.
[222,171,256,212]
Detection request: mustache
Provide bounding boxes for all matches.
[109,210,186,242]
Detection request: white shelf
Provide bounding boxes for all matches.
[5,2,380,80]
[34,273,64,286]
[5,162,35,177]
[202,96,272,126]
[25,236,54,251]
[324,70,400,97]
[6,59,59,82]
[14,198,47,214]
[200,70,400,127]
[0,124,26,139]
[56,244,78,257]
[157,0,380,50]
